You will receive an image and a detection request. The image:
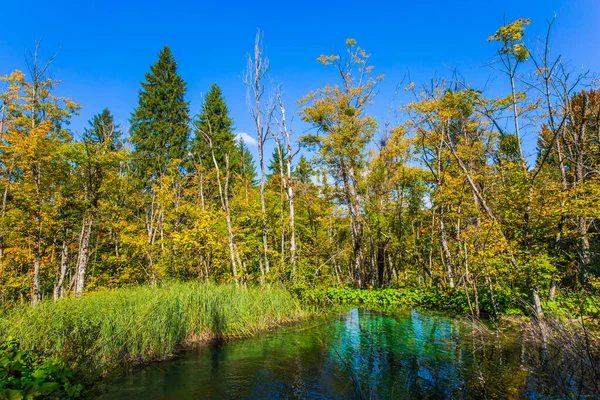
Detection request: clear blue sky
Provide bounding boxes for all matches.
[1,0,598,161]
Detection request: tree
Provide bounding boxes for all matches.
[195,93,242,285]
[272,88,297,278]
[238,137,257,204]
[192,84,238,174]
[0,45,79,304]
[300,39,381,287]
[244,31,273,282]
[70,109,123,297]
[128,46,190,285]
[267,145,287,178]
[129,46,190,183]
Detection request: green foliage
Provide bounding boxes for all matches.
[129,46,190,181]
[293,285,598,318]
[522,254,557,291]
[499,133,520,158]
[0,338,82,400]
[192,84,239,173]
[82,108,122,151]
[542,293,600,319]
[238,137,257,185]
[295,286,470,312]
[267,145,287,178]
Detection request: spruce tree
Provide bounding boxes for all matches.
[83,108,122,150]
[130,46,190,182]
[192,84,238,173]
[267,145,287,177]
[238,137,257,185]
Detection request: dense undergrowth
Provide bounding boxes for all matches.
[0,339,83,400]
[0,282,310,398]
[293,285,600,319]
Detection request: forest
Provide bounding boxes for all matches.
[0,15,599,398]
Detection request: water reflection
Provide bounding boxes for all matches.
[98,309,532,399]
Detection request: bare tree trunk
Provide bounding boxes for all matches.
[32,173,42,306]
[73,215,93,297]
[550,136,568,300]
[275,92,297,279]
[279,170,285,269]
[240,153,250,206]
[32,246,41,305]
[145,192,160,285]
[245,32,271,278]
[0,102,9,272]
[54,228,69,300]
[199,169,205,211]
[222,157,239,284]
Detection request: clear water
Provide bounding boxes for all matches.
[98,308,543,399]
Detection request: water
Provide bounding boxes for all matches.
[98,308,544,399]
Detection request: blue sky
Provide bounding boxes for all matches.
[1,0,598,162]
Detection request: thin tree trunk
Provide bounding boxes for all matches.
[439,206,455,288]
[276,95,297,279]
[54,227,69,300]
[341,164,363,287]
[245,32,271,278]
[575,97,590,284]
[32,247,41,305]
[73,215,93,297]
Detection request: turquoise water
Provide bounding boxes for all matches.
[98,308,543,399]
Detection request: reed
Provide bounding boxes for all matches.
[0,282,309,377]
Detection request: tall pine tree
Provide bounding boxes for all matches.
[192,84,239,173]
[130,46,189,183]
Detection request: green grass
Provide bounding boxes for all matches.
[0,282,310,378]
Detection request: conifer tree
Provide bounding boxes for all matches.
[192,84,238,173]
[268,145,287,178]
[83,108,122,151]
[238,138,257,185]
[130,46,190,183]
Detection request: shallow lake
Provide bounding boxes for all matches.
[98,308,548,399]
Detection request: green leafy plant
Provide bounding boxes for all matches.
[0,338,83,399]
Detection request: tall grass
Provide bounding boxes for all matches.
[0,282,309,377]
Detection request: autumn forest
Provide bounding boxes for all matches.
[0,14,599,398]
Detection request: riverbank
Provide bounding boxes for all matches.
[97,307,600,399]
[294,285,600,320]
[0,282,311,397]
[1,283,598,398]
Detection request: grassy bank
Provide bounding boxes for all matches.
[0,282,310,387]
